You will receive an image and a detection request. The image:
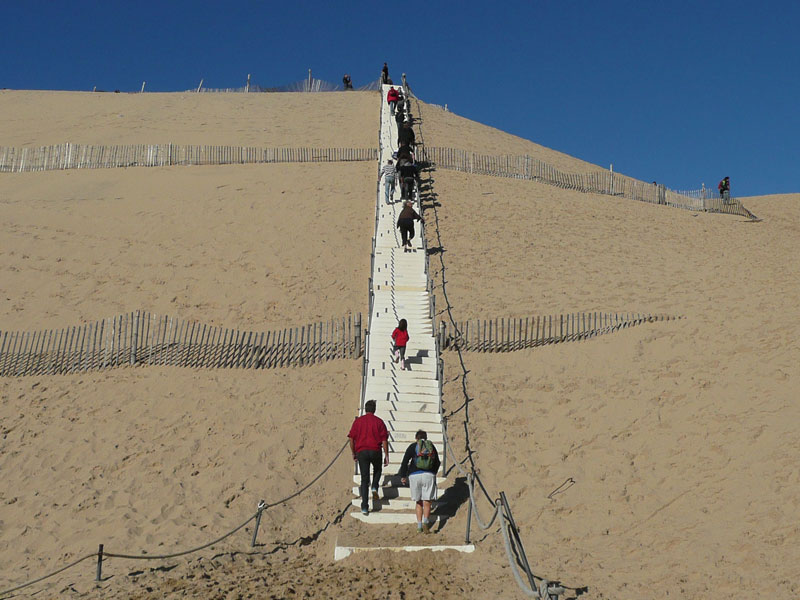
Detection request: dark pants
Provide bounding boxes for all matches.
[357,450,382,510]
[398,218,415,246]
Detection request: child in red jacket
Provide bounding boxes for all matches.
[391,319,409,370]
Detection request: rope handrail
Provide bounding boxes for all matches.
[0,441,348,598]
[409,91,578,599]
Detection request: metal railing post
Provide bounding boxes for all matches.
[251,500,266,546]
[465,475,473,544]
[95,544,103,582]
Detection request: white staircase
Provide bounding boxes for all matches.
[349,84,444,525]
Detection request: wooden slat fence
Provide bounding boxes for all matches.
[437,312,678,352]
[0,311,363,377]
[420,147,757,219]
[0,144,379,173]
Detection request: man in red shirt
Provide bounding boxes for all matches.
[348,400,389,515]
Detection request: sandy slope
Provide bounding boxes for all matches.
[1,88,797,600]
[0,91,376,597]
[415,99,604,174]
[0,163,372,330]
[425,153,800,599]
[0,90,379,148]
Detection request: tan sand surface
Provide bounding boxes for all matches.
[0,162,372,330]
[0,90,380,148]
[0,90,379,597]
[2,88,797,599]
[415,99,605,175]
[425,159,800,598]
[0,366,359,594]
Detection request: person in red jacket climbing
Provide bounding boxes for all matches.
[391,318,410,370]
[387,86,400,116]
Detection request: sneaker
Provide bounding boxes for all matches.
[400,361,406,371]
[361,507,369,516]
[372,488,380,501]
[417,524,424,533]
[422,523,431,533]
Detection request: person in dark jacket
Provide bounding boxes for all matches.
[718,176,730,202]
[396,200,423,250]
[399,430,441,532]
[398,121,415,148]
[398,160,418,201]
[381,62,389,85]
[342,74,353,90]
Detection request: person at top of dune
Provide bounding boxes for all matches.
[387,86,400,115]
[718,176,730,202]
[342,74,353,90]
[381,62,389,85]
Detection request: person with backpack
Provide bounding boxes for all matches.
[391,318,409,370]
[348,400,390,516]
[718,176,731,202]
[399,430,441,533]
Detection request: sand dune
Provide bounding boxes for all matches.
[0,163,373,330]
[426,158,800,598]
[0,90,379,148]
[1,89,797,599]
[415,99,605,175]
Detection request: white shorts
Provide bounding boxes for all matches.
[409,471,437,502]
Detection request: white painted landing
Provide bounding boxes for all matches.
[349,84,446,528]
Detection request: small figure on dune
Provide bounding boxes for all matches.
[381,62,389,85]
[348,400,389,516]
[391,318,409,370]
[380,158,397,205]
[396,200,423,251]
[399,430,440,533]
[718,176,730,203]
[342,74,353,90]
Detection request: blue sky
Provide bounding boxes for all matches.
[2,0,797,196]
